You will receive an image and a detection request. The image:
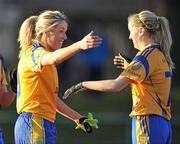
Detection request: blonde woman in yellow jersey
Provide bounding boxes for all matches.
[15,10,101,144]
[0,54,16,143]
[63,10,174,144]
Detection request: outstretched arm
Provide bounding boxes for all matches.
[113,53,132,69]
[41,31,102,66]
[82,75,130,92]
[63,75,131,99]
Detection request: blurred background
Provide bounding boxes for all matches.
[0,0,180,143]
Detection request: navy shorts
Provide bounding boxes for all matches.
[15,112,57,144]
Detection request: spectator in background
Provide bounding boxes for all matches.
[0,54,16,144]
[64,10,174,144]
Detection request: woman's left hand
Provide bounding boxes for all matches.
[79,31,102,50]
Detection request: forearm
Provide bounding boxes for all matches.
[82,76,130,92]
[42,41,81,65]
[56,97,82,122]
[1,89,15,108]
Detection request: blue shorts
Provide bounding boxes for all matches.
[15,112,57,144]
[132,115,172,144]
[0,128,4,144]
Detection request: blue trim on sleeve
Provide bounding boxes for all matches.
[165,71,172,77]
[31,41,43,69]
[133,55,149,78]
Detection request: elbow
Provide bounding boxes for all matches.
[112,85,122,92]
[111,78,130,92]
[51,56,65,65]
[109,80,121,92]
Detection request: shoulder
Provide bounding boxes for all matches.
[136,46,163,62]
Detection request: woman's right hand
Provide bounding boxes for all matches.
[113,53,132,70]
[79,31,102,50]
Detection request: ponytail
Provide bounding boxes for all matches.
[158,17,175,69]
[18,16,38,58]
[129,10,175,69]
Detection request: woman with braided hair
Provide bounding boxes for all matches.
[64,10,174,144]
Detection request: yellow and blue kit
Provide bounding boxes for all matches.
[15,41,59,144]
[121,44,172,144]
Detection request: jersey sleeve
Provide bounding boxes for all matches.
[121,56,147,83]
[121,50,157,83]
[28,47,49,72]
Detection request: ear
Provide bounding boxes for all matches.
[139,27,146,36]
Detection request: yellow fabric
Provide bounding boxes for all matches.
[31,114,45,143]
[122,44,172,120]
[136,116,150,144]
[17,41,59,122]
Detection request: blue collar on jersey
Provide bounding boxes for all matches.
[147,44,161,51]
[132,44,161,78]
[32,40,43,48]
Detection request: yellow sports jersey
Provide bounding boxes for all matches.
[17,41,59,122]
[0,58,7,85]
[121,44,172,120]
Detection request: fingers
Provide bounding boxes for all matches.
[113,52,132,69]
[85,37,102,48]
[63,83,86,99]
[80,31,102,50]
[86,35,102,48]
[113,56,124,65]
[76,113,98,133]
[83,122,93,133]
[113,54,126,69]
[63,89,72,99]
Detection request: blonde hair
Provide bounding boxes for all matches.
[128,10,174,69]
[18,10,68,58]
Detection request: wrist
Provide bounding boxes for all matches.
[78,117,87,124]
[75,41,83,51]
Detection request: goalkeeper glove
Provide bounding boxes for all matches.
[76,113,98,133]
[9,67,17,93]
[63,82,86,99]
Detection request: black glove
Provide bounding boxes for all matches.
[9,67,17,93]
[76,113,98,133]
[78,117,93,133]
[63,82,87,99]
